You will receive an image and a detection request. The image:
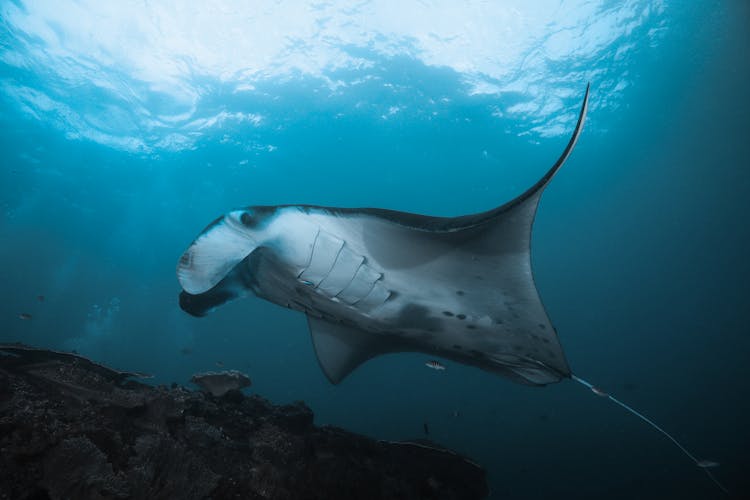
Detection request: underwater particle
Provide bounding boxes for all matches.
[455,290,465,296]
[425,360,446,371]
[18,313,32,320]
[37,295,45,302]
[190,370,251,397]
[179,347,192,355]
[452,410,460,418]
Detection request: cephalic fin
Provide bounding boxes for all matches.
[177,212,257,295]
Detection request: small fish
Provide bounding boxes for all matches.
[179,347,193,355]
[216,361,224,368]
[423,422,430,436]
[696,460,720,468]
[37,295,45,302]
[425,360,445,371]
[452,410,460,418]
[18,313,32,320]
[591,386,608,397]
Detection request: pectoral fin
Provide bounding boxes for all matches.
[307,316,398,384]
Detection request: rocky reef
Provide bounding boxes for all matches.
[0,344,488,499]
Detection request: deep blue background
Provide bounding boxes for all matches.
[1,2,748,498]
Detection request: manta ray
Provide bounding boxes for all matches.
[176,84,727,494]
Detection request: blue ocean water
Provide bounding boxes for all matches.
[1,1,748,498]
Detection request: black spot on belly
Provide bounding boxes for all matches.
[396,304,443,332]
[456,314,466,320]
[442,311,454,317]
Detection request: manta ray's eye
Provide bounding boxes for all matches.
[240,211,255,226]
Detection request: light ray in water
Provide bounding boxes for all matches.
[571,374,729,495]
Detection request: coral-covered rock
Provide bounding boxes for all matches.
[0,344,488,499]
[190,369,252,397]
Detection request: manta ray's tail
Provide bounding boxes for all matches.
[571,374,729,495]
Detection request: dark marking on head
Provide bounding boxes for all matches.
[442,311,454,317]
[456,314,466,320]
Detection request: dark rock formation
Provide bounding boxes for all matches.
[0,344,488,499]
